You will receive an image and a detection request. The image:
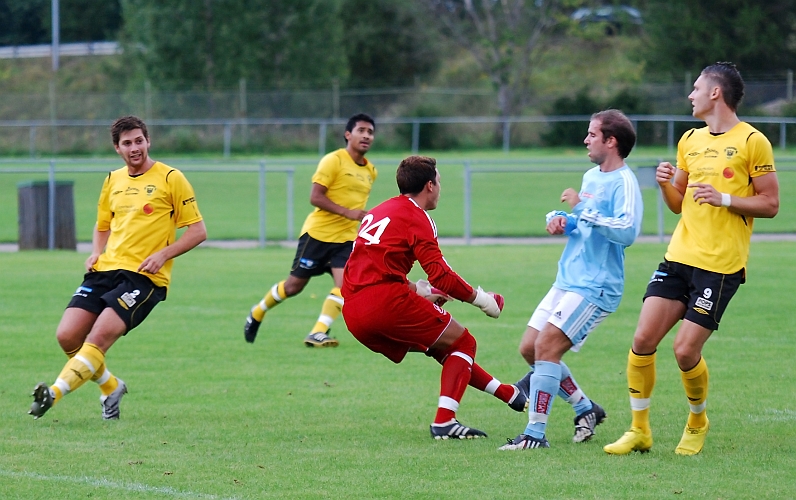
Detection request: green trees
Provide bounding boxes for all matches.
[0,0,121,45]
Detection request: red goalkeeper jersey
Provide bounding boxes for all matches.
[342,195,474,301]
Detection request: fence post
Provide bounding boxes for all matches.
[502,119,510,153]
[788,70,793,102]
[781,122,787,151]
[48,160,56,250]
[144,80,152,121]
[223,123,232,158]
[411,120,420,154]
[667,120,675,155]
[463,161,471,245]
[259,160,266,248]
[318,121,327,156]
[239,78,248,145]
[30,126,37,158]
[286,169,294,242]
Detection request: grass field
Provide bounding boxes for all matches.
[1,148,795,243]
[1,241,794,499]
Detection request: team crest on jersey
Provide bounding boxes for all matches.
[724,147,738,159]
[704,148,719,158]
[146,185,157,195]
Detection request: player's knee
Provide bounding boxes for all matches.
[447,329,477,360]
[55,326,84,353]
[518,340,535,364]
[283,280,306,296]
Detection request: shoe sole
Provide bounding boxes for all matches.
[304,339,339,348]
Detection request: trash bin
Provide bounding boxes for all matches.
[17,180,77,250]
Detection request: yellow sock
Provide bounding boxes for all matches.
[681,357,709,428]
[252,281,287,322]
[64,346,80,358]
[52,343,105,404]
[311,287,343,334]
[91,363,119,396]
[627,349,656,434]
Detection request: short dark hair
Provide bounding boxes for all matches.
[701,62,745,111]
[591,109,636,159]
[111,116,149,145]
[344,113,375,143]
[397,155,437,195]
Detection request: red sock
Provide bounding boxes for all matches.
[469,363,515,403]
[434,331,476,424]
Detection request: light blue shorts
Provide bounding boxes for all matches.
[528,287,609,352]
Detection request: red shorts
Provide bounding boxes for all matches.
[343,282,452,363]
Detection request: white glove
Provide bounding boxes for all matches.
[415,279,453,306]
[472,286,503,318]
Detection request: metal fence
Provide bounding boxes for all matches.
[3,156,793,248]
[5,114,796,158]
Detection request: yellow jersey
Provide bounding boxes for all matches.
[666,122,775,274]
[94,162,203,288]
[300,148,377,243]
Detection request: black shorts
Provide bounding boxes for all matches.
[67,270,167,332]
[643,260,744,331]
[290,233,353,279]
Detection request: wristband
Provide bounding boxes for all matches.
[721,193,731,207]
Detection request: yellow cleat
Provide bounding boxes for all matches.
[603,427,653,455]
[675,418,709,456]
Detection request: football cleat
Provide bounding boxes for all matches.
[515,370,533,401]
[572,400,607,443]
[507,384,528,412]
[100,378,128,420]
[603,427,653,455]
[498,434,550,450]
[29,382,54,419]
[244,312,261,343]
[430,419,487,440]
[675,418,709,456]
[304,331,339,348]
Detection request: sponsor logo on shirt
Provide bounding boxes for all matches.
[143,203,154,215]
[695,296,713,311]
[125,187,140,195]
[704,148,719,158]
[755,165,775,172]
[723,168,734,179]
[687,151,700,157]
[116,290,140,310]
[182,196,196,205]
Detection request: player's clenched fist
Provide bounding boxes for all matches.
[472,287,504,318]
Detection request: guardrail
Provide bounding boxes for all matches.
[4,114,796,158]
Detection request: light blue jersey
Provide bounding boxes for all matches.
[546,164,643,312]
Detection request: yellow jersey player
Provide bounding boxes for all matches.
[604,62,779,456]
[29,115,207,420]
[244,113,377,347]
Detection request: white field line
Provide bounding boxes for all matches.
[748,408,796,422]
[0,468,240,499]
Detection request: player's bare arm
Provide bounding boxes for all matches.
[138,220,207,274]
[560,188,580,208]
[657,162,687,214]
[309,183,367,221]
[86,225,110,271]
[688,172,779,218]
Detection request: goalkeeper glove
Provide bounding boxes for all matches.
[472,287,504,318]
[415,279,454,306]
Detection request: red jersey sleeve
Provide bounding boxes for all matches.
[410,210,474,302]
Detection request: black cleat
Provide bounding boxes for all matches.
[498,434,550,450]
[507,384,528,412]
[29,383,53,419]
[244,313,261,343]
[430,419,487,440]
[573,400,607,443]
[515,370,533,399]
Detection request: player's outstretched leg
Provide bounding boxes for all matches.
[245,281,288,343]
[468,363,527,412]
